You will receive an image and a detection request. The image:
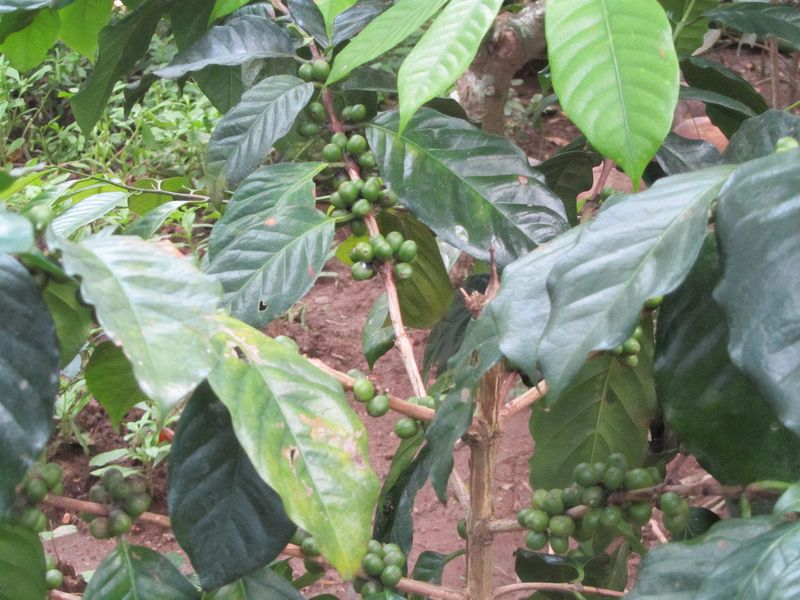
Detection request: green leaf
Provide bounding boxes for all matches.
[660,0,717,57]
[169,383,295,591]
[655,235,800,484]
[326,0,448,84]
[672,507,721,541]
[629,517,800,600]
[71,0,163,133]
[397,0,502,130]
[537,150,602,226]
[0,255,58,516]
[202,565,304,599]
[681,57,768,138]
[208,319,379,580]
[705,2,800,51]
[367,108,567,266]
[376,210,453,328]
[425,391,474,502]
[124,200,188,239]
[545,0,679,186]
[286,0,328,47]
[41,280,93,368]
[51,235,223,411]
[489,226,581,380]
[0,7,58,71]
[155,15,297,80]
[448,312,502,391]
[514,547,628,598]
[656,133,722,176]
[362,293,394,369]
[0,209,34,253]
[0,525,47,600]
[316,0,357,35]
[330,0,391,46]
[85,342,149,428]
[725,110,800,163]
[207,0,252,25]
[195,65,245,113]
[774,485,800,520]
[83,542,200,600]
[679,85,757,119]
[539,166,733,400]
[58,0,112,58]
[206,75,315,190]
[50,191,127,238]
[530,344,656,489]
[408,550,463,600]
[714,149,800,435]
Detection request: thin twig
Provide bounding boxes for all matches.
[57,167,209,201]
[494,582,625,598]
[309,357,434,421]
[271,0,289,15]
[499,381,547,422]
[42,494,171,529]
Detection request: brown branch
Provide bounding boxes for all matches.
[499,380,547,422]
[309,358,434,421]
[43,494,171,529]
[50,592,81,600]
[494,582,625,598]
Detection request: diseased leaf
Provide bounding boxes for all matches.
[85,342,149,428]
[714,149,800,435]
[368,108,567,266]
[545,0,679,186]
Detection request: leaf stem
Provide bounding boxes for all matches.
[56,166,210,201]
[494,582,625,598]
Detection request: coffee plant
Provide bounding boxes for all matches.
[1,0,799,599]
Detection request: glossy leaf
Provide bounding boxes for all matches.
[537,150,601,226]
[377,210,453,328]
[714,149,800,435]
[679,85,757,118]
[156,15,297,79]
[539,166,733,400]
[327,0,448,84]
[85,342,149,428]
[41,280,93,368]
[83,542,200,600]
[71,0,163,133]
[202,565,304,599]
[681,57,768,138]
[362,293,394,369]
[58,0,113,58]
[660,0,717,57]
[408,550,462,600]
[0,7,58,71]
[0,255,58,516]
[656,133,722,176]
[50,191,127,238]
[206,75,314,190]
[545,0,679,186]
[316,0,357,35]
[774,485,800,520]
[0,209,34,253]
[515,547,628,597]
[330,0,391,47]
[397,0,503,130]
[208,319,379,579]
[725,110,800,163]
[0,0,59,12]
[286,0,328,46]
[368,108,567,266]
[169,383,295,590]
[426,391,474,503]
[655,236,800,483]
[705,2,800,50]
[208,0,253,24]
[489,227,581,379]
[530,343,656,489]
[52,235,223,411]
[0,524,46,600]
[124,200,188,238]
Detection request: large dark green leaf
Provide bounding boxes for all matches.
[681,57,768,139]
[208,319,379,579]
[85,342,149,428]
[545,0,679,186]
[156,15,297,79]
[286,0,328,47]
[627,517,797,600]
[656,133,722,176]
[41,280,92,368]
[0,6,58,71]
[425,391,473,503]
[169,383,295,590]
[316,0,357,35]
[330,0,391,46]
[706,2,800,50]
[539,166,733,400]
[488,227,581,379]
[408,550,462,600]
[368,108,567,266]
[71,0,163,133]
[52,235,223,412]
[656,236,800,483]
[206,75,314,190]
[83,542,200,600]
[448,312,502,391]
[537,150,601,226]
[0,255,58,516]
[376,210,453,328]
[58,0,113,58]
[714,149,800,435]
[530,341,656,489]
[0,525,46,600]
[724,110,800,163]
[660,0,717,57]
[203,565,304,599]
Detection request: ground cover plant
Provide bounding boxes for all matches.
[1,0,799,599]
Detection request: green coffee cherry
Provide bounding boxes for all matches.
[523,509,550,533]
[310,60,330,82]
[622,354,639,368]
[351,219,368,237]
[322,143,343,162]
[531,489,549,510]
[307,102,326,122]
[41,463,62,489]
[353,378,375,402]
[549,515,576,537]
[367,395,390,417]
[602,466,625,490]
[627,502,653,525]
[346,135,368,154]
[372,239,393,261]
[90,517,112,540]
[632,325,643,340]
[607,453,629,472]
[351,262,375,281]
[331,132,348,148]
[457,518,467,539]
[301,536,321,557]
[644,295,664,309]
[624,468,654,491]
[386,231,404,253]
[357,152,377,170]
[123,493,151,518]
[394,417,419,439]
[361,581,383,596]
[350,242,374,263]
[346,104,367,122]
[549,534,569,554]
[379,189,398,208]
[600,506,623,529]
[109,508,133,536]
[298,63,314,81]
[775,136,799,153]
[574,463,600,487]
[45,555,57,571]
[562,485,583,508]
[338,181,360,205]
[351,198,372,218]
[659,492,685,516]
[329,192,347,210]
[25,478,48,502]
[663,511,688,534]
[362,178,382,202]
[582,486,606,508]
[367,539,383,555]
[382,550,405,568]
[622,338,641,355]
[542,489,564,516]
[393,263,413,281]
[45,569,63,589]
[525,530,548,550]
[299,122,320,137]
[397,240,417,263]
[362,552,384,576]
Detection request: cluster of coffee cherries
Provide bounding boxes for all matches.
[348,228,417,282]
[348,373,433,439]
[354,540,407,596]
[4,462,63,533]
[82,468,151,539]
[607,324,644,368]
[516,454,664,554]
[292,529,328,577]
[331,173,397,225]
[45,554,64,590]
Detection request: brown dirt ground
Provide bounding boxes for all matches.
[40,45,795,598]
